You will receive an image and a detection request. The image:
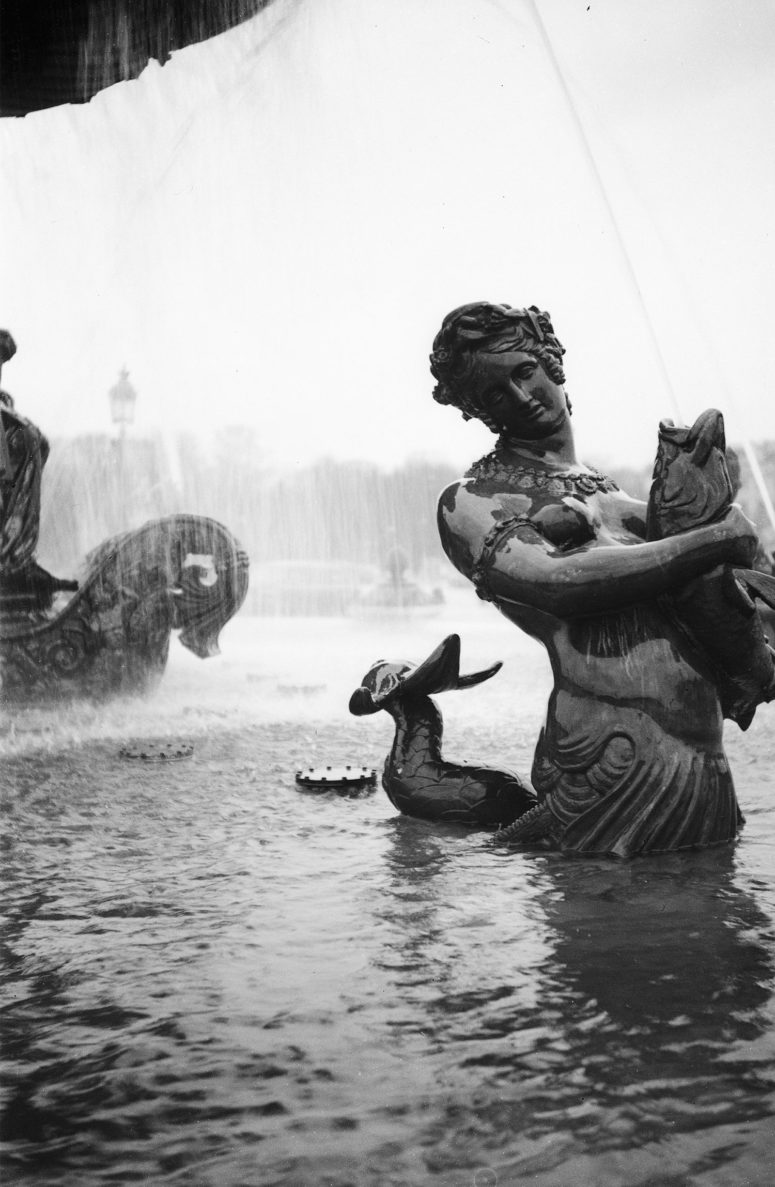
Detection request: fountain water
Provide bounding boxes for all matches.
[3,589,775,1185]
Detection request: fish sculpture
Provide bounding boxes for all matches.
[349,633,536,826]
[646,408,775,728]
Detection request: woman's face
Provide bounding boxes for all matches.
[467,347,569,439]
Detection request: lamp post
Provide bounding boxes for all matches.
[108,368,137,523]
[108,367,137,439]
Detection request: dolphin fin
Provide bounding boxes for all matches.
[399,634,462,697]
[398,634,503,698]
[455,661,503,689]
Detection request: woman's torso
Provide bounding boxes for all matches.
[447,476,725,746]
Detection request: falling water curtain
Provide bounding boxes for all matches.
[1,0,773,534]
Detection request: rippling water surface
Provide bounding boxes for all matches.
[2,595,775,1186]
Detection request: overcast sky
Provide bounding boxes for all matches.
[1,0,773,474]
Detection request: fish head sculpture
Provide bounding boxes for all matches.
[170,518,250,659]
[647,408,733,540]
[349,633,502,716]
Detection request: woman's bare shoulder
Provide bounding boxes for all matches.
[437,478,504,534]
[436,479,502,573]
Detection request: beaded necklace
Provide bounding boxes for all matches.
[465,441,618,496]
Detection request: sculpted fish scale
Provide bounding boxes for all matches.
[349,634,537,828]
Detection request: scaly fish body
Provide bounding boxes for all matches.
[647,409,775,728]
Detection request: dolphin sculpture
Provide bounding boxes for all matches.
[1,514,249,701]
[349,633,536,827]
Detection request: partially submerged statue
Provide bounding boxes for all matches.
[349,632,535,826]
[0,330,78,609]
[0,329,249,701]
[430,302,775,857]
[349,541,444,616]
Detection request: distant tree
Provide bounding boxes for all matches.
[44,430,767,581]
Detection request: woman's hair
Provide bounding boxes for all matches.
[0,330,17,366]
[429,302,566,427]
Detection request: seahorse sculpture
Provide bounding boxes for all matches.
[0,514,249,702]
[646,408,775,728]
[349,633,536,827]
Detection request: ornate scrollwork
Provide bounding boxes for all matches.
[1,515,249,702]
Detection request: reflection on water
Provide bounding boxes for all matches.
[2,607,775,1185]
[370,824,775,1185]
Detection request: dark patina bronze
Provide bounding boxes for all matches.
[350,633,535,827]
[0,330,249,701]
[430,302,775,857]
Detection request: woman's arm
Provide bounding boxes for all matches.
[439,486,757,618]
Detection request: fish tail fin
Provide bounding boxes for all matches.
[733,569,775,611]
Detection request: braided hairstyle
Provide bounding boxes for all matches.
[429,303,566,432]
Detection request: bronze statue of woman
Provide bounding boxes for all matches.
[431,302,771,857]
[0,330,77,609]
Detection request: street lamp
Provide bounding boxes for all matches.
[108,367,137,437]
